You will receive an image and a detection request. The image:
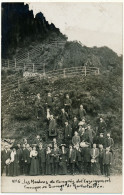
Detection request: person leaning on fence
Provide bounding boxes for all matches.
[103,147,112,177]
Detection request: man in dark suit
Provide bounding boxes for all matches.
[103,147,112,177]
[17,144,23,175]
[96,133,105,148]
[25,144,31,175]
[64,121,72,147]
[90,143,99,175]
[50,145,60,175]
[68,145,76,175]
[98,117,107,136]
[72,117,79,135]
[60,108,68,126]
[99,144,105,175]
[38,144,46,175]
[83,146,91,174]
[1,145,11,176]
[21,144,29,175]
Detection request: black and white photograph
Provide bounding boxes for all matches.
[1,0,123,193]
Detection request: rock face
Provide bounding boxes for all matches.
[2,3,64,58]
[2,2,122,72]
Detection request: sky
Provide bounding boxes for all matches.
[28,2,123,55]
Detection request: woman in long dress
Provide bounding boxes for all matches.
[59,144,68,175]
[10,146,20,176]
[29,146,39,176]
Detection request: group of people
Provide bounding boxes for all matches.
[1,93,114,177]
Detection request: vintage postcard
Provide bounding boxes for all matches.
[1,0,123,193]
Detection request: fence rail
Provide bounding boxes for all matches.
[2,58,100,79]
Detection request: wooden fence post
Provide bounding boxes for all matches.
[33,63,35,73]
[63,68,66,78]
[15,58,16,68]
[84,66,86,76]
[8,59,9,68]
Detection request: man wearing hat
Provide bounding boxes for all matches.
[1,145,11,176]
[103,147,112,177]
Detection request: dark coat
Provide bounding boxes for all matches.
[60,112,68,124]
[64,98,72,106]
[68,148,76,163]
[103,152,112,164]
[98,121,107,133]
[104,138,114,148]
[60,149,68,162]
[72,120,79,133]
[78,108,86,119]
[75,148,82,162]
[49,119,57,136]
[83,147,91,162]
[50,148,60,163]
[72,135,80,146]
[64,125,72,139]
[99,148,105,161]
[38,149,46,163]
[22,148,30,163]
[46,96,53,107]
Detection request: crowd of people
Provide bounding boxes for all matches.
[1,93,114,177]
